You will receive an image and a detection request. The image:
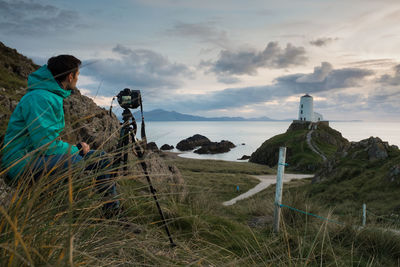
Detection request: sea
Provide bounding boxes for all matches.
[144,121,400,162]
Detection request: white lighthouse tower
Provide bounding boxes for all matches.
[298,94,324,122]
[298,94,314,121]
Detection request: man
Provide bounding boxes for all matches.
[1,55,119,215]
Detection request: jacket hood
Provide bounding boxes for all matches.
[27,65,71,99]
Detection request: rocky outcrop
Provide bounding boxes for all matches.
[249,121,349,173]
[177,135,236,154]
[63,89,120,150]
[194,140,235,154]
[146,142,159,152]
[351,137,390,161]
[160,144,174,150]
[176,134,211,151]
[0,42,40,144]
[238,155,251,160]
[313,137,398,183]
[134,152,187,201]
[0,42,39,80]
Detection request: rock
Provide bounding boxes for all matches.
[146,142,159,151]
[133,152,187,201]
[313,136,398,184]
[176,134,211,151]
[351,137,389,161]
[160,144,174,150]
[238,155,251,160]
[194,140,235,154]
[241,143,245,145]
[63,88,121,150]
[387,165,400,185]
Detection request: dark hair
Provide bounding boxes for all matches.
[47,55,81,83]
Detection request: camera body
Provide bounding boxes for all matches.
[117,88,141,109]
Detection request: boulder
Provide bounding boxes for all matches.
[160,144,174,150]
[176,134,211,151]
[146,142,159,152]
[238,155,251,160]
[63,89,120,151]
[194,140,236,154]
[133,152,187,201]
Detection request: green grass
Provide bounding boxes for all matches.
[0,67,27,90]
[2,147,400,265]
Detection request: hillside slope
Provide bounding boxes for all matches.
[249,121,349,172]
[305,137,400,216]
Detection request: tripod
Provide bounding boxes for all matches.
[114,107,176,247]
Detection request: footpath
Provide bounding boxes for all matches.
[223,174,313,206]
[306,129,327,161]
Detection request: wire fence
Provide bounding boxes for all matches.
[278,202,400,230]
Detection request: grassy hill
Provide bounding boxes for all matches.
[0,42,39,141]
[249,121,349,173]
[305,137,400,217]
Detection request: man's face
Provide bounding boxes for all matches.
[66,69,80,90]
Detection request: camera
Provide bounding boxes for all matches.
[117,88,141,109]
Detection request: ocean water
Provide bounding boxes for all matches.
[144,121,400,162]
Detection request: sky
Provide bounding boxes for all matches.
[1,0,400,121]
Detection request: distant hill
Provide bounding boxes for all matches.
[133,109,292,122]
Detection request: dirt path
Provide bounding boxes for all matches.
[306,130,327,161]
[223,174,314,206]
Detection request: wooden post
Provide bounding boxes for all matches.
[362,203,366,227]
[274,147,287,233]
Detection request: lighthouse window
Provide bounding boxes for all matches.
[301,110,303,114]
[301,104,303,108]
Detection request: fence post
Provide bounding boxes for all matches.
[362,203,366,227]
[274,147,287,233]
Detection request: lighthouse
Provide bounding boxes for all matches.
[298,94,324,122]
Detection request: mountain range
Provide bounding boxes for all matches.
[132,109,292,122]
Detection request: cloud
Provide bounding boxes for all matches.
[165,21,231,49]
[276,65,373,94]
[82,44,194,96]
[202,42,307,77]
[378,64,400,85]
[0,0,81,36]
[160,62,373,112]
[309,37,337,47]
[296,62,333,83]
[216,75,241,84]
[346,59,395,68]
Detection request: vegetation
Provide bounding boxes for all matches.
[250,122,349,173]
[1,148,400,266]
[303,143,400,220]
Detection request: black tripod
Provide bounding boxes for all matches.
[114,107,176,247]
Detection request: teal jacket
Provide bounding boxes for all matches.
[1,65,79,180]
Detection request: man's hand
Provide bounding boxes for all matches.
[79,142,90,155]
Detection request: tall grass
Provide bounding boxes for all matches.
[1,135,400,265]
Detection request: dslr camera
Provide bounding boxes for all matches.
[117,88,141,109]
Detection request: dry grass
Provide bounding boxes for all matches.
[1,143,400,266]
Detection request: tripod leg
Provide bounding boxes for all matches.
[140,161,176,247]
